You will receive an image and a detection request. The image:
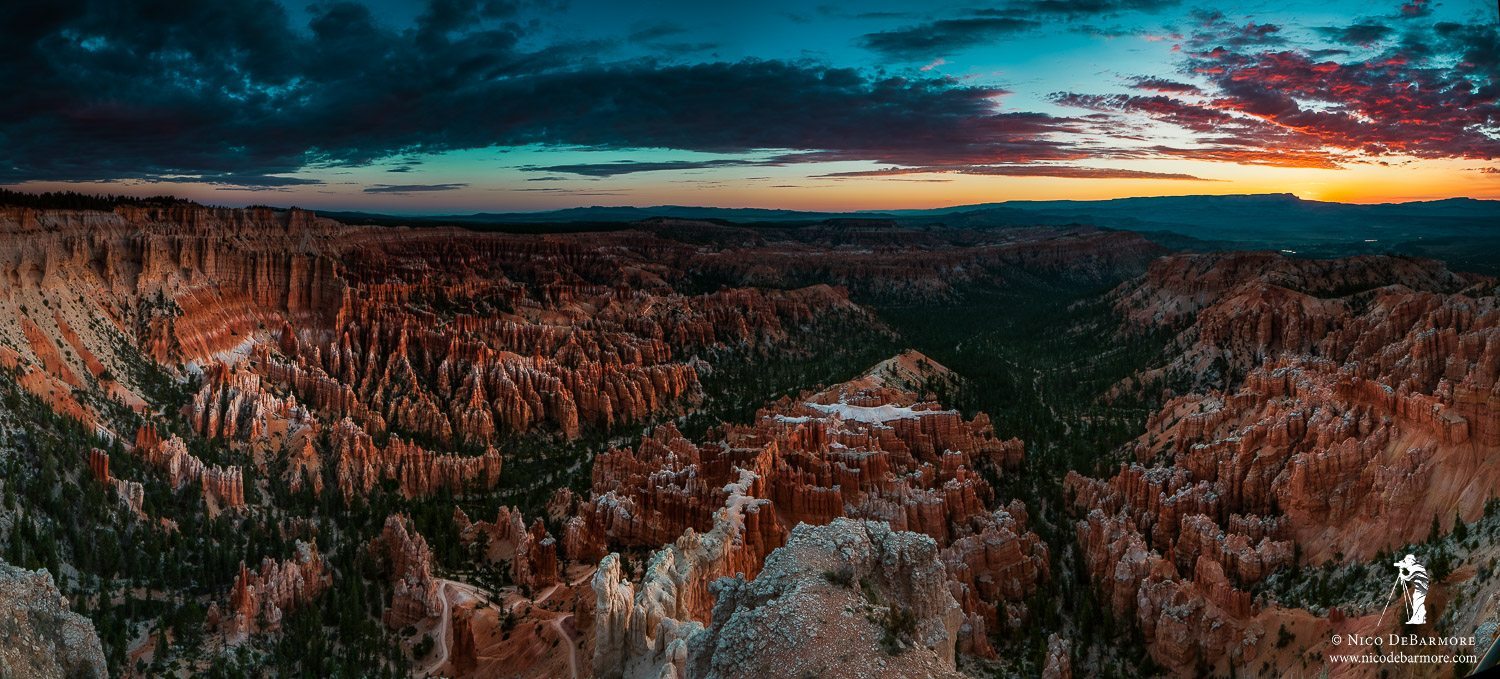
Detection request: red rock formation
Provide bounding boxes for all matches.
[187,362,313,447]
[455,506,560,591]
[132,427,246,513]
[1042,633,1072,679]
[369,514,442,630]
[113,479,145,518]
[87,449,110,483]
[583,353,1048,665]
[221,541,329,643]
[201,465,246,511]
[328,418,503,501]
[449,608,478,674]
[1113,252,1473,331]
[1072,252,1499,675]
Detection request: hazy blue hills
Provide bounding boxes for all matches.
[325,194,1500,274]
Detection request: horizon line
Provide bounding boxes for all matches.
[4,187,1498,219]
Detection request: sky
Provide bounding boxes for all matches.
[2,0,1497,213]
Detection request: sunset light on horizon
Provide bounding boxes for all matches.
[3,0,1497,213]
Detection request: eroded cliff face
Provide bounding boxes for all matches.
[586,352,1049,676]
[0,206,347,432]
[592,518,969,679]
[0,206,882,486]
[0,559,108,679]
[685,519,967,679]
[1113,252,1488,390]
[133,427,247,514]
[1072,252,1500,675]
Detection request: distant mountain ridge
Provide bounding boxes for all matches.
[328,193,1500,227]
[320,194,1500,274]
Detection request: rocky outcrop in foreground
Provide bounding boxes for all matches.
[0,559,108,679]
[595,518,966,679]
[586,353,1047,674]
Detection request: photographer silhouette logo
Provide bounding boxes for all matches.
[1392,554,1429,625]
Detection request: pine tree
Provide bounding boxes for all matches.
[154,627,170,665]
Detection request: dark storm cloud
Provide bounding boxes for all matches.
[860,17,1040,61]
[1007,0,1181,16]
[628,22,686,42]
[1184,11,1285,49]
[1128,76,1202,94]
[363,183,470,193]
[0,0,1086,186]
[526,159,774,177]
[858,0,1180,61]
[1316,22,1394,46]
[817,164,1212,180]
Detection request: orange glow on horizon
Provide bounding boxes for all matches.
[8,158,1499,214]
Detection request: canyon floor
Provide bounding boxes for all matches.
[0,200,1495,678]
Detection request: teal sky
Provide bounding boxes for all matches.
[3,0,1497,212]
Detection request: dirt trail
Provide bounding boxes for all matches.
[422,571,593,679]
[415,580,459,677]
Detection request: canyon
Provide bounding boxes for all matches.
[1069,252,1499,675]
[0,202,1494,678]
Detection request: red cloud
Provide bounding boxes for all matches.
[1053,17,1499,171]
[817,164,1215,180]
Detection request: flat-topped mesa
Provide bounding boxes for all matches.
[217,541,329,644]
[585,353,1047,668]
